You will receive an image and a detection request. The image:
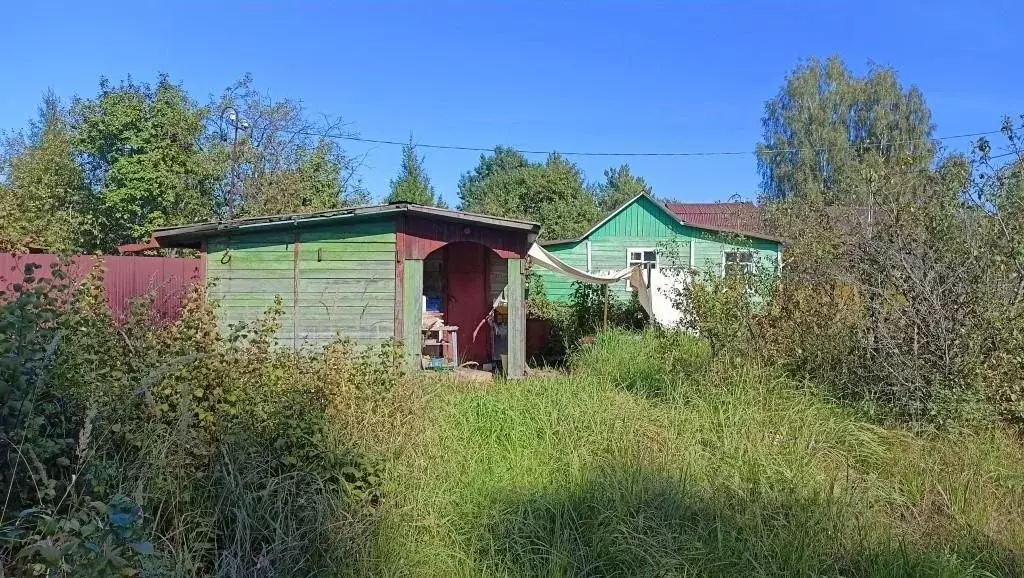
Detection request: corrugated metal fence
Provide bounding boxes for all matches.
[0,253,203,322]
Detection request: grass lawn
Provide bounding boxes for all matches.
[354,332,1024,577]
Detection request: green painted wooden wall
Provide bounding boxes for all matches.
[401,259,423,368]
[206,217,397,349]
[537,195,782,302]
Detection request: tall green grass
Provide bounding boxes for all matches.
[364,331,1024,577]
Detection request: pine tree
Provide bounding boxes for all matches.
[386,139,440,206]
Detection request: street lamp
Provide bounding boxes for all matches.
[221,106,251,219]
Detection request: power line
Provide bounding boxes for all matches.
[284,128,1001,159]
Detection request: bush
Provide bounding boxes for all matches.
[659,126,1024,429]
[549,282,649,352]
[755,149,1024,426]
[0,262,405,576]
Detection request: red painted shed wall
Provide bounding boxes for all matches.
[399,216,528,260]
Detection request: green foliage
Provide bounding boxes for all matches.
[0,264,406,576]
[210,75,368,218]
[570,330,710,399]
[0,95,95,252]
[458,148,600,240]
[367,331,1024,576]
[0,74,371,253]
[550,282,649,353]
[0,262,78,513]
[12,496,155,576]
[71,75,220,249]
[386,139,442,207]
[523,268,558,320]
[743,118,1024,426]
[594,164,651,214]
[758,56,934,204]
[676,261,761,358]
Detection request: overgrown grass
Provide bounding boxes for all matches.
[365,331,1024,577]
[5,267,1024,576]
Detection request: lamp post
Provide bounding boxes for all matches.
[221,106,250,219]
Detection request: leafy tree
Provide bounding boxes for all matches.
[458,147,599,240]
[757,56,935,204]
[210,75,367,217]
[71,75,219,249]
[0,94,94,252]
[595,164,652,213]
[233,139,358,216]
[386,139,442,206]
[457,146,532,211]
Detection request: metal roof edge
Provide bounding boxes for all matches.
[151,203,540,246]
[540,192,783,246]
[538,238,582,247]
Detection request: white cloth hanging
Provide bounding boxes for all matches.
[527,243,655,322]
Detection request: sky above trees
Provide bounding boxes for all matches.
[2,2,1022,208]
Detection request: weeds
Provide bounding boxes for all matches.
[4,261,1024,576]
[0,264,406,576]
[371,331,1024,577]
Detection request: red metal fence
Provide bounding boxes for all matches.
[0,253,203,322]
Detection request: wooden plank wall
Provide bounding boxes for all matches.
[534,241,587,302]
[401,259,423,369]
[506,258,525,378]
[207,232,298,346]
[541,196,782,302]
[297,220,396,346]
[487,251,508,306]
[205,218,397,349]
[402,216,527,260]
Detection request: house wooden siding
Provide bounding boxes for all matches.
[535,240,587,302]
[206,218,397,349]
[537,195,781,302]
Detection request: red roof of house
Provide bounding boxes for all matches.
[664,202,768,236]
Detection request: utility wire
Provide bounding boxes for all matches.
[283,128,1001,158]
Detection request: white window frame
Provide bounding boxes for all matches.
[722,248,755,277]
[626,247,658,269]
[626,247,658,289]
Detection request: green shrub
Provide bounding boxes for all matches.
[1,262,405,576]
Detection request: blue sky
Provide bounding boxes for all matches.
[3,1,1022,207]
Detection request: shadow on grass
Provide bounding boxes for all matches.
[474,468,1020,577]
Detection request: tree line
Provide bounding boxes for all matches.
[1,57,1019,256]
[0,74,652,253]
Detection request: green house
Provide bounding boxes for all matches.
[150,204,540,377]
[537,194,783,325]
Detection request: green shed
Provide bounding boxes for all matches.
[537,193,783,326]
[149,204,541,378]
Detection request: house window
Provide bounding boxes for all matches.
[627,249,657,270]
[626,248,657,289]
[724,250,754,276]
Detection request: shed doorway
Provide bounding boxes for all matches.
[421,242,507,368]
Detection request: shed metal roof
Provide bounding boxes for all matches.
[149,203,541,247]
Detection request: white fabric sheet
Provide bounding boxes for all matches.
[527,243,655,322]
